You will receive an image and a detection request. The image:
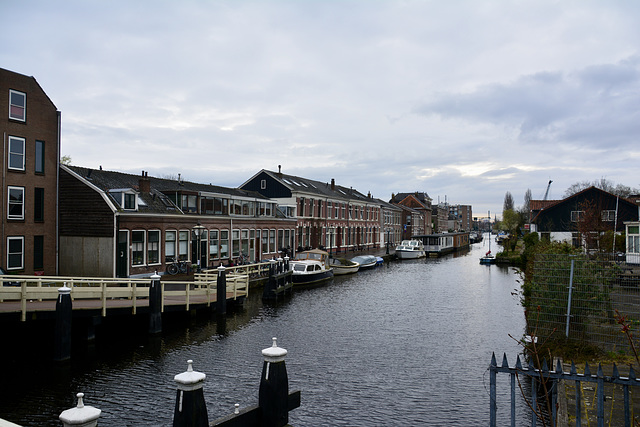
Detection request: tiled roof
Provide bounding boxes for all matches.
[264,170,377,203]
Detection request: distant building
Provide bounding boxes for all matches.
[241,168,384,253]
[389,192,433,236]
[0,68,60,274]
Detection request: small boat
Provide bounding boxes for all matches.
[376,257,384,266]
[480,210,496,265]
[290,249,334,285]
[395,240,426,259]
[329,257,360,275]
[350,255,378,270]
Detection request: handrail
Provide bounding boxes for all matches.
[0,273,249,321]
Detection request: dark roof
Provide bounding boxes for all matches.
[262,170,377,203]
[65,165,270,214]
[390,192,432,204]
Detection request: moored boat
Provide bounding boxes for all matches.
[350,255,378,269]
[329,257,360,275]
[290,249,334,285]
[395,240,426,259]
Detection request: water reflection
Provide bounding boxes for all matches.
[0,242,528,426]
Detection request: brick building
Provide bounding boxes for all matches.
[0,68,60,274]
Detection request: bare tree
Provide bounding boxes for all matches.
[564,178,639,198]
[503,191,514,212]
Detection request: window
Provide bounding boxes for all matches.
[131,231,145,265]
[34,188,44,222]
[35,141,45,173]
[241,229,249,257]
[601,210,616,222]
[7,236,24,270]
[181,194,197,213]
[34,236,44,270]
[148,231,160,264]
[261,179,266,190]
[220,230,229,258]
[209,230,219,259]
[9,90,26,121]
[165,231,176,262]
[178,231,189,261]
[262,229,269,254]
[270,230,276,252]
[8,136,25,171]
[232,229,240,257]
[8,186,24,220]
[124,193,136,210]
[570,211,584,222]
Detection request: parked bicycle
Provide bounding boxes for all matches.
[166,258,189,275]
[235,252,250,266]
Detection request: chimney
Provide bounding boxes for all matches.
[139,170,150,193]
[331,178,335,190]
[277,165,282,177]
[367,191,371,199]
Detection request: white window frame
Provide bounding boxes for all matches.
[147,230,161,265]
[261,179,266,190]
[8,136,25,171]
[7,236,24,270]
[8,186,25,220]
[131,230,145,266]
[570,211,584,222]
[165,230,177,262]
[601,210,616,222]
[9,90,26,122]
[178,230,190,261]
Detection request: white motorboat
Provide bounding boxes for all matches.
[329,257,360,275]
[395,240,426,259]
[290,249,334,285]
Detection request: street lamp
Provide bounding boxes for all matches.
[385,227,390,254]
[193,221,205,272]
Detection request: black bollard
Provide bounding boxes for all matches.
[54,284,72,362]
[216,265,226,315]
[283,256,289,272]
[173,360,209,427]
[259,338,289,427]
[148,272,162,334]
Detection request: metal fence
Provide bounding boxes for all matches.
[490,353,640,427]
[527,253,640,354]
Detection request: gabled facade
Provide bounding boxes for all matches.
[389,192,433,235]
[240,168,383,254]
[530,186,639,248]
[0,68,60,274]
[59,166,296,277]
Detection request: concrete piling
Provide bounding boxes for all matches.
[59,393,101,427]
[173,360,209,427]
[54,284,72,362]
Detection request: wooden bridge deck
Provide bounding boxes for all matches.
[0,272,251,321]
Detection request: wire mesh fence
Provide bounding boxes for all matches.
[528,253,640,354]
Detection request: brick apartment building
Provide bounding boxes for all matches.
[0,68,60,274]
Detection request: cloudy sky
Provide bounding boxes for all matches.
[3,1,640,218]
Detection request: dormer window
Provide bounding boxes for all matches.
[9,90,26,121]
[109,189,138,211]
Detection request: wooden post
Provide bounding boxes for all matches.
[259,338,289,427]
[173,360,208,427]
[216,266,226,315]
[54,284,72,362]
[148,273,162,334]
[59,393,101,427]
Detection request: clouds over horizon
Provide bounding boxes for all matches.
[3,1,640,215]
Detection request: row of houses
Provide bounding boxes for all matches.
[3,67,467,278]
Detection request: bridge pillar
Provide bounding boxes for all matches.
[54,284,72,362]
[59,392,101,427]
[259,337,289,427]
[173,360,208,427]
[148,273,162,334]
[216,266,226,315]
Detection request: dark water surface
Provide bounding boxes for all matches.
[1,240,528,426]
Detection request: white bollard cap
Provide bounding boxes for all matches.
[59,393,101,427]
[174,360,206,391]
[262,337,287,363]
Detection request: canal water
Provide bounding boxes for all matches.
[0,240,528,426]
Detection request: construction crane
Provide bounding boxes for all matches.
[543,180,553,200]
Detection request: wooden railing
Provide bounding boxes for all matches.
[0,273,249,321]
